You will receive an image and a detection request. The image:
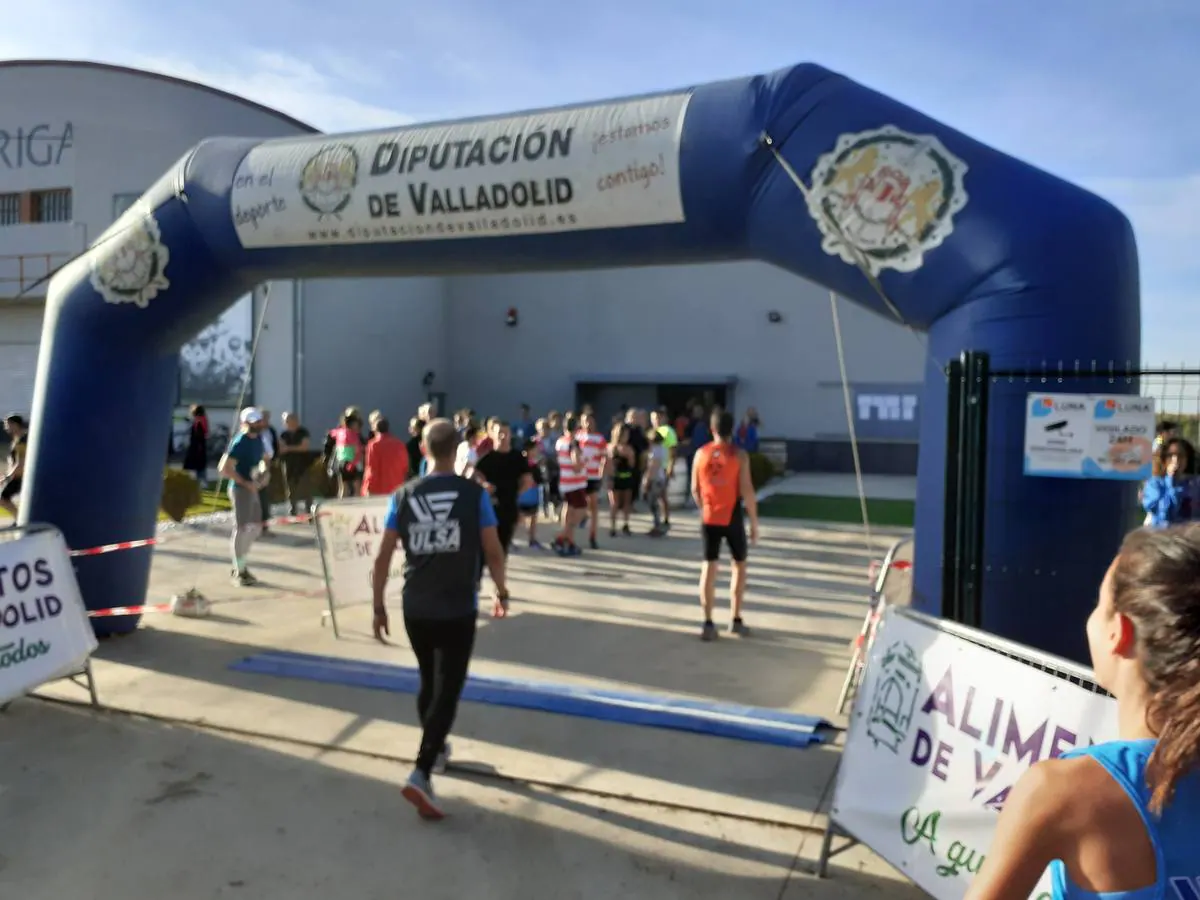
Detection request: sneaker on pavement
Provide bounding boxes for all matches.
[232,569,258,587]
[401,769,445,820]
[433,743,451,775]
[700,621,718,642]
[730,620,751,637]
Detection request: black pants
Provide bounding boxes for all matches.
[404,614,477,776]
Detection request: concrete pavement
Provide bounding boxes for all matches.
[5,506,921,899]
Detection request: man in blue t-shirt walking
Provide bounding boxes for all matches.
[372,417,511,820]
[219,407,267,586]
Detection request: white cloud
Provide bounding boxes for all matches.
[0,0,412,134]
[129,51,413,133]
[1084,175,1200,272]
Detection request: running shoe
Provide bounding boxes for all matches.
[401,769,445,820]
[730,620,751,637]
[433,743,451,775]
[700,621,719,642]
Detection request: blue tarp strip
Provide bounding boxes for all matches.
[230,651,829,749]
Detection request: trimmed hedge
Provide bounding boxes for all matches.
[747,451,781,490]
[161,467,202,522]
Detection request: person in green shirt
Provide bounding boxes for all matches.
[650,408,678,530]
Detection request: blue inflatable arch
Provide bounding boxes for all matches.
[25,62,1138,659]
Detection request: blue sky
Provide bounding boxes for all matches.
[6,0,1197,361]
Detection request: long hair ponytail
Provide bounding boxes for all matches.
[1111,524,1200,814]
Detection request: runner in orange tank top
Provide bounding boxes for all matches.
[691,410,759,641]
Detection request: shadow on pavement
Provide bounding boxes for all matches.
[0,700,921,900]
[85,620,843,817]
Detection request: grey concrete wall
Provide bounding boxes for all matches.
[443,261,926,438]
[299,276,446,433]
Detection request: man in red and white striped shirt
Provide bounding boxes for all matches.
[577,412,609,550]
[553,413,587,556]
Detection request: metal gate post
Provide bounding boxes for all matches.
[941,356,965,621]
[959,352,990,628]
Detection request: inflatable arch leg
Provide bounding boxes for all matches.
[25,63,1138,661]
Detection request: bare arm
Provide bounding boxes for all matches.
[219,453,257,491]
[372,529,399,612]
[738,450,759,541]
[690,454,701,508]
[964,761,1070,900]
[8,449,24,480]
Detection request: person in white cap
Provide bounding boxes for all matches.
[218,407,268,586]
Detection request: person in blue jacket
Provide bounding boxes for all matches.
[1141,438,1197,528]
[966,524,1200,899]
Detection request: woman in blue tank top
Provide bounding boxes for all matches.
[967,524,1200,900]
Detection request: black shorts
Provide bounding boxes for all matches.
[613,471,635,492]
[586,479,602,495]
[702,517,748,563]
[1,477,21,501]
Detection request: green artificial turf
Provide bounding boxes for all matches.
[758,493,915,527]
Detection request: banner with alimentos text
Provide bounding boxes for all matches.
[832,606,1118,900]
[314,497,403,611]
[0,528,98,705]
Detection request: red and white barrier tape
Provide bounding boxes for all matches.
[70,537,159,557]
[86,586,326,618]
[89,603,173,618]
[68,512,313,559]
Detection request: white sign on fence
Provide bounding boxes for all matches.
[230,92,692,249]
[831,606,1118,900]
[314,497,403,613]
[1024,392,1156,480]
[0,528,98,705]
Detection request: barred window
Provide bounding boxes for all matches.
[0,193,19,226]
[31,188,72,223]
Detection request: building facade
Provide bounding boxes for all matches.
[0,61,925,473]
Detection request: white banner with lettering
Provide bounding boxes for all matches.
[231,92,692,248]
[0,528,98,705]
[314,497,403,611]
[832,606,1118,900]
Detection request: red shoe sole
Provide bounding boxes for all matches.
[401,784,445,820]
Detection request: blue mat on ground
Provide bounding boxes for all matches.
[230,650,830,749]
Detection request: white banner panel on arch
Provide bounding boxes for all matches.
[230,92,693,249]
[0,528,98,706]
[831,606,1117,900]
[314,497,403,611]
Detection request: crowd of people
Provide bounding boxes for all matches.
[214,398,762,613]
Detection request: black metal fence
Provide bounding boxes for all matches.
[942,352,1200,628]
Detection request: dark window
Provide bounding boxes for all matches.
[0,193,19,226]
[31,188,71,223]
